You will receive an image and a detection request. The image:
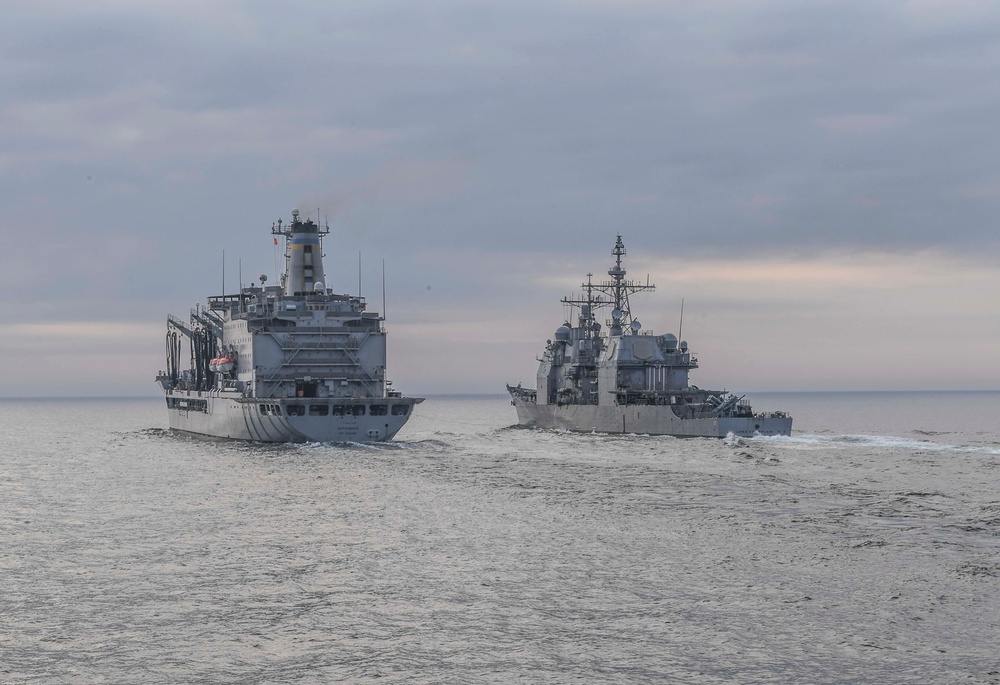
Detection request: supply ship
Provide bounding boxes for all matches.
[507,236,791,437]
[156,209,422,442]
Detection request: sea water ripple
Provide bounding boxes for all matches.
[1,394,998,684]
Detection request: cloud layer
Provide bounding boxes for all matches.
[2,1,1000,394]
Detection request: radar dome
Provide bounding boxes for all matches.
[314,282,325,291]
[554,324,572,341]
[659,333,678,351]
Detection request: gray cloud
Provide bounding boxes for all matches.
[3,1,1000,393]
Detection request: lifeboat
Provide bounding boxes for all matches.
[210,353,236,373]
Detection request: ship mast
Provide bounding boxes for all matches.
[594,235,655,336]
[560,273,603,340]
[559,236,655,337]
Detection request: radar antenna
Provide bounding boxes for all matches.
[593,235,655,335]
[559,236,655,337]
[561,273,604,340]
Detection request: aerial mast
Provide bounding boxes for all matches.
[594,235,655,336]
[558,236,655,338]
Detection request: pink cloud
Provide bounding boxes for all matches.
[958,179,1000,198]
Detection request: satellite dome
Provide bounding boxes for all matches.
[314,282,325,292]
[554,324,572,341]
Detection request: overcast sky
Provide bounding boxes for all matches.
[3,0,1000,396]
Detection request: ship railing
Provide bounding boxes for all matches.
[351,331,373,350]
[258,338,310,389]
[279,331,381,392]
[256,333,305,390]
[190,306,223,340]
[341,344,382,397]
[256,334,381,398]
[167,313,193,338]
[757,410,788,419]
[274,330,371,351]
[253,376,381,399]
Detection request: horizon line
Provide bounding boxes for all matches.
[3,389,1000,401]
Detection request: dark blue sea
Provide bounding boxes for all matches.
[2,392,999,683]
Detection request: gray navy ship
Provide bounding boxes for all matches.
[156,209,422,442]
[507,236,792,438]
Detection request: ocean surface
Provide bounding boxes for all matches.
[2,392,999,684]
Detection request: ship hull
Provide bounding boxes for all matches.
[511,398,792,438]
[164,390,420,443]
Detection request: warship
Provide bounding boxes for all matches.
[507,236,792,438]
[156,209,422,442]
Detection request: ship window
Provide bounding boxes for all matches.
[287,404,305,416]
[304,245,312,253]
[351,405,366,416]
[259,404,268,415]
[332,405,346,416]
[391,405,409,416]
[370,404,388,416]
[309,404,329,416]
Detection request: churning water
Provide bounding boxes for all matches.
[2,392,999,683]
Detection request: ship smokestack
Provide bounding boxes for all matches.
[279,208,327,296]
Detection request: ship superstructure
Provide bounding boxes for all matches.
[507,236,791,437]
[157,209,422,442]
